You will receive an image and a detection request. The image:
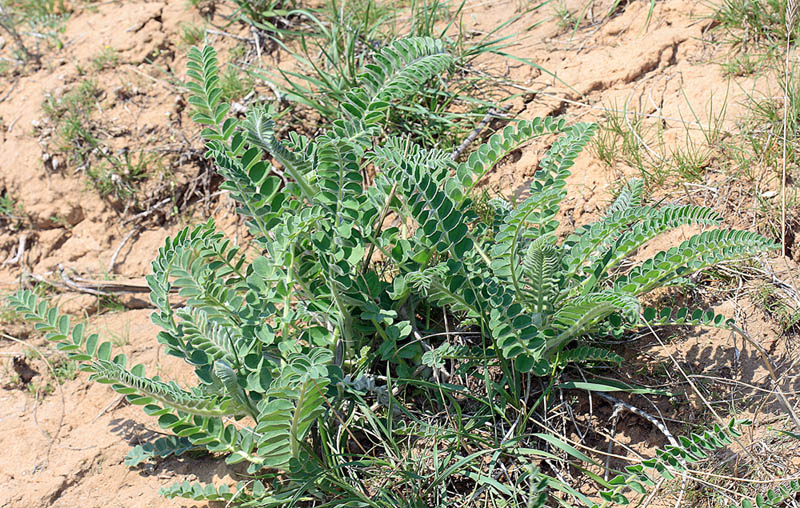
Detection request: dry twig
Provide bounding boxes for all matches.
[108,228,141,273]
[450,107,506,161]
[2,234,26,267]
[594,391,687,508]
[781,0,798,254]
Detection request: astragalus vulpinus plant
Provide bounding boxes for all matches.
[9,38,783,506]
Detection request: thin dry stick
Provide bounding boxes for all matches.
[595,391,688,508]
[604,402,623,481]
[781,1,797,254]
[2,234,26,267]
[58,264,109,297]
[108,228,140,273]
[1,332,65,470]
[450,107,504,161]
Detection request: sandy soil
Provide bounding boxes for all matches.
[0,0,798,506]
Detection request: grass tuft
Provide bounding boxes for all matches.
[712,0,800,48]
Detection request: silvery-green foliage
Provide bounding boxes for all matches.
[8,38,779,505]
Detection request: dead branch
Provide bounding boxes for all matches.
[450,107,507,161]
[2,234,26,267]
[122,197,170,225]
[24,268,153,296]
[595,391,688,508]
[0,80,17,104]
[108,228,141,273]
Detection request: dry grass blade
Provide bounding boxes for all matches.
[781,0,797,255]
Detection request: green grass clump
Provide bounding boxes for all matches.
[230,0,298,32]
[42,79,101,165]
[720,52,767,76]
[92,46,119,71]
[5,0,67,18]
[41,79,162,202]
[256,0,540,149]
[85,150,156,200]
[712,0,799,48]
[742,70,800,171]
[180,22,204,46]
[217,62,256,102]
[757,283,800,332]
[0,191,25,229]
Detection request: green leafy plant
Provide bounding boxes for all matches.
[8,39,781,505]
